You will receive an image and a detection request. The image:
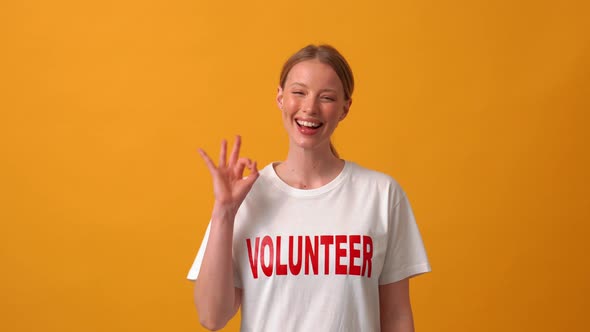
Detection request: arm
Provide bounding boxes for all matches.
[379,278,415,332]
[193,205,242,330]
[193,136,258,331]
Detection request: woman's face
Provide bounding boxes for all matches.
[277,59,351,152]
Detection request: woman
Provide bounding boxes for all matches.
[187,44,431,331]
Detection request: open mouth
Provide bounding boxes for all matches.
[296,119,323,129]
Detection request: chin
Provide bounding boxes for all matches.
[291,137,330,151]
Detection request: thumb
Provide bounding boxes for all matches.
[243,161,259,186]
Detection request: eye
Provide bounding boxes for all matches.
[291,91,304,96]
[321,96,336,102]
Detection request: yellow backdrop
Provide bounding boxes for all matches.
[1,0,589,331]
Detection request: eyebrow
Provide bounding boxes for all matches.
[289,82,338,93]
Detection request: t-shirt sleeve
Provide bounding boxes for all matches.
[186,222,211,280]
[186,222,243,288]
[378,192,432,285]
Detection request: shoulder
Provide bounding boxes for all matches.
[243,162,279,198]
[345,161,407,203]
[255,162,280,187]
[347,161,401,187]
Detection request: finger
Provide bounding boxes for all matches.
[250,161,259,175]
[234,157,251,179]
[218,139,227,167]
[244,160,259,178]
[244,161,259,185]
[229,135,241,166]
[198,148,216,174]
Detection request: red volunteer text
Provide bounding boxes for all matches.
[246,235,373,278]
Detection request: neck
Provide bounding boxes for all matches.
[275,142,345,189]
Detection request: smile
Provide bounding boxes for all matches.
[296,119,323,128]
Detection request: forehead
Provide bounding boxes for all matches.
[285,59,343,90]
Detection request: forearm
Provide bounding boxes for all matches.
[381,315,414,332]
[379,279,415,332]
[194,206,238,330]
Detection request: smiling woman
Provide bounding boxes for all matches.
[277,58,350,161]
[187,44,431,332]
[278,45,354,159]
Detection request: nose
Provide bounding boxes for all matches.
[301,95,319,115]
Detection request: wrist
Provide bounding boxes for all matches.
[211,202,238,223]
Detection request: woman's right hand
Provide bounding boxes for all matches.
[198,135,259,218]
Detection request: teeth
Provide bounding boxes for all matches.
[296,120,321,128]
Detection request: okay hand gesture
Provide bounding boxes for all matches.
[198,136,259,217]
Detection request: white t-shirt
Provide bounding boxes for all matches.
[187,161,431,332]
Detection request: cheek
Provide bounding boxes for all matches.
[281,107,292,123]
[324,106,344,120]
[283,98,298,110]
[282,100,300,116]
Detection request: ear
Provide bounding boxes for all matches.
[339,98,352,121]
[276,86,284,110]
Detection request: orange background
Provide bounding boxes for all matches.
[1,0,589,331]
